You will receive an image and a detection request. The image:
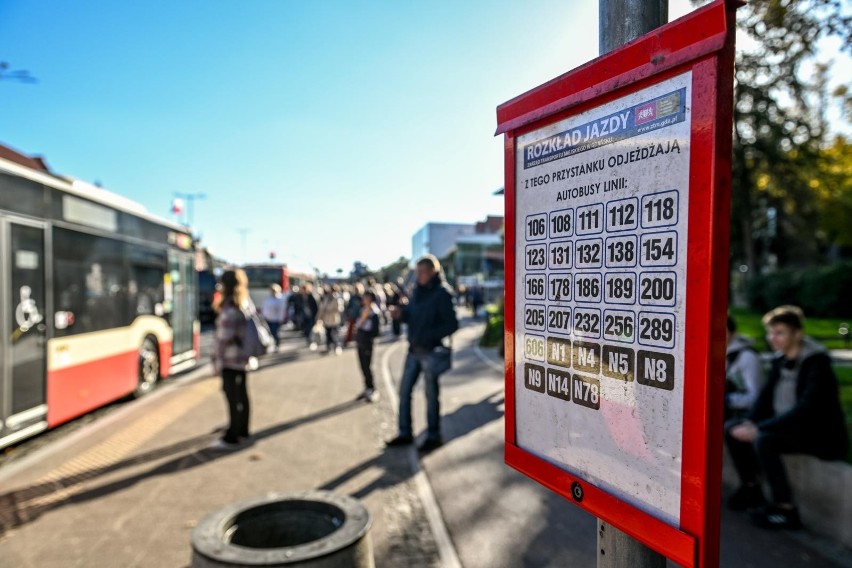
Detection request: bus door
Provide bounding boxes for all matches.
[168,251,195,364]
[0,218,48,443]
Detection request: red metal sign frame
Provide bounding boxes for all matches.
[496,2,737,567]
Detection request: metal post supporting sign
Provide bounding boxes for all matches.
[496,1,738,567]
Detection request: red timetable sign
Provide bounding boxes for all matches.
[496,2,738,567]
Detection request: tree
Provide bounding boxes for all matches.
[813,135,852,252]
[719,0,852,270]
[375,256,410,284]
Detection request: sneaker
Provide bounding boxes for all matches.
[208,439,241,451]
[335,346,343,355]
[385,435,414,447]
[417,438,444,454]
[366,389,380,403]
[728,484,766,511]
[750,505,802,530]
[309,342,317,351]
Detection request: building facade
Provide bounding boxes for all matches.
[411,222,475,263]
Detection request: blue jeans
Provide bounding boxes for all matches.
[398,352,441,441]
[267,321,281,347]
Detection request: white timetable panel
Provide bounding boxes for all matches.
[514,71,692,526]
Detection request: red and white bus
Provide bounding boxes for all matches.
[0,145,199,449]
[242,264,291,308]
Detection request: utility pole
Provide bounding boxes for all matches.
[597,1,667,567]
[173,191,206,229]
[236,228,250,264]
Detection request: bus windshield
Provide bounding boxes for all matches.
[243,267,284,289]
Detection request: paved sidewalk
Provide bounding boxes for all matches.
[0,332,441,567]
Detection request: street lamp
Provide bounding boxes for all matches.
[236,228,251,264]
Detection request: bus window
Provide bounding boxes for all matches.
[53,227,130,335]
[129,246,166,317]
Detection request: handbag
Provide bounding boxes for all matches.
[430,344,453,377]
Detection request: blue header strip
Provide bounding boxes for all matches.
[522,88,687,169]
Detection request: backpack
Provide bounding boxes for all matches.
[243,310,275,357]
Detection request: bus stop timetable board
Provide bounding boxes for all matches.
[496,2,737,567]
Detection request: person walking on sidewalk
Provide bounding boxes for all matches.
[385,282,404,338]
[344,283,364,347]
[726,305,849,529]
[288,285,303,330]
[386,255,459,453]
[261,283,286,350]
[211,269,252,450]
[302,284,319,350]
[355,291,381,402]
[319,285,344,355]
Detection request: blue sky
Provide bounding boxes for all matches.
[1,0,833,275]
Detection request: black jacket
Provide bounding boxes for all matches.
[304,294,318,319]
[402,275,459,351]
[748,338,848,460]
[356,310,381,341]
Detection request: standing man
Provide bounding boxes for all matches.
[386,255,459,453]
[726,305,848,529]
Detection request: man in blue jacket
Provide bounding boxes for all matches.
[387,255,459,453]
[726,305,848,529]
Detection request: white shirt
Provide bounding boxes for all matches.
[262,293,287,323]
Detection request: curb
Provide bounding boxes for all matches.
[380,341,463,568]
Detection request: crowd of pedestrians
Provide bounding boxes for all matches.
[209,257,458,454]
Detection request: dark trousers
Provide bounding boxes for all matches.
[222,368,250,443]
[324,326,339,350]
[725,420,816,504]
[391,318,402,337]
[399,352,441,441]
[267,320,281,347]
[357,334,375,390]
[303,316,316,344]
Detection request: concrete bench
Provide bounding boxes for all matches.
[722,451,852,547]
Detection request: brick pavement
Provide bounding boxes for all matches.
[0,334,441,567]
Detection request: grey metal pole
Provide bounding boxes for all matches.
[599,0,667,54]
[597,0,668,567]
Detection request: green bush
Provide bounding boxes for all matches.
[746,262,852,318]
[480,301,505,348]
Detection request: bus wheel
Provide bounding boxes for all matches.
[135,338,160,397]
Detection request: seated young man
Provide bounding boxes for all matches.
[725,305,849,529]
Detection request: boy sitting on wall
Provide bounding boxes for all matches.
[725,305,849,529]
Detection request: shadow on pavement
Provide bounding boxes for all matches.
[0,399,362,537]
[318,448,415,502]
[441,391,504,445]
